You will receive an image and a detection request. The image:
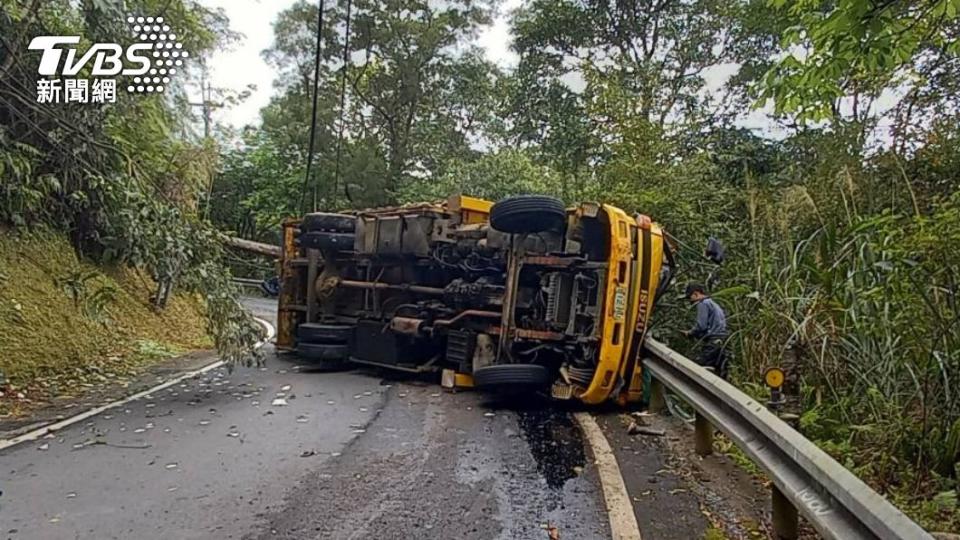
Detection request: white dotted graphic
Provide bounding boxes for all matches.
[125,15,185,94]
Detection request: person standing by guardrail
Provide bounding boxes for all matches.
[682,283,729,379]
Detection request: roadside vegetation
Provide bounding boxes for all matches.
[208,0,960,530]
[0,0,262,400]
[0,229,211,415]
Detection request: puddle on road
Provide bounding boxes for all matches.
[516,408,586,490]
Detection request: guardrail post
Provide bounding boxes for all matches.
[694,411,713,456]
[649,377,666,413]
[771,486,799,539]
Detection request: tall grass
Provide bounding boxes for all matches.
[720,165,960,529]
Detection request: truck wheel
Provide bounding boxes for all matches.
[490,195,566,235]
[296,231,355,251]
[302,212,356,233]
[298,342,349,361]
[298,343,351,371]
[297,323,353,343]
[473,364,550,391]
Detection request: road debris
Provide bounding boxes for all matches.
[626,420,665,437]
[271,398,288,406]
[540,523,560,539]
[300,450,316,458]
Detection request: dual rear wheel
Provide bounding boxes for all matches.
[296,323,353,371]
[296,212,357,253]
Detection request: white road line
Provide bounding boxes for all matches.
[0,317,276,452]
[574,412,643,540]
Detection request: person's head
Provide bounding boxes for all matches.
[685,283,707,303]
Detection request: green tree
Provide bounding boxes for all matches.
[395,148,566,203]
[760,0,960,126]
[215,0,503,217]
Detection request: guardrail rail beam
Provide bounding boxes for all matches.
[642,337,933,540]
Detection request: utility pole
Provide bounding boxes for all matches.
[186,60,226,223]
[188,60,221,139]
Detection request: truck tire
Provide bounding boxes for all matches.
[297,342,350,372]
[297,323,353,343]
[490,195,566,235]
[302,212,356,233]
[296,231,355,251]
[473,364,550,391]
[298,342,349,361]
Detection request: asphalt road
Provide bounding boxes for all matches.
[0,298,611,540]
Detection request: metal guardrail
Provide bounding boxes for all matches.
[232,277,265,286]
[643,337,933,540]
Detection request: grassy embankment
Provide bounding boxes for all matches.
[0,228,212,416]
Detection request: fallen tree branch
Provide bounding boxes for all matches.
[220,235,282,258]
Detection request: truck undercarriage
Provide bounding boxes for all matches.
[276,194,672,405]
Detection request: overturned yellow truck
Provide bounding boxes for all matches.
[275,194,674,405]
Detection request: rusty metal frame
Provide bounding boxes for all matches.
[275,219,300,350]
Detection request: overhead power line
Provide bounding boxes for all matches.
[333,0,354,204]
[298,0,327,214]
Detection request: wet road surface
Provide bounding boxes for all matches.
[252,389,608,540]
[0,299,610,539]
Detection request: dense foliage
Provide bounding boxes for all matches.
[0,0,261,363]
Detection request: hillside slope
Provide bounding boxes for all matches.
[0,229,211,415]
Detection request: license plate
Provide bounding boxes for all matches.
[613,287,627,320]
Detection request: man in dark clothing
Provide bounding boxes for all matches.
[682,283,730,378]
